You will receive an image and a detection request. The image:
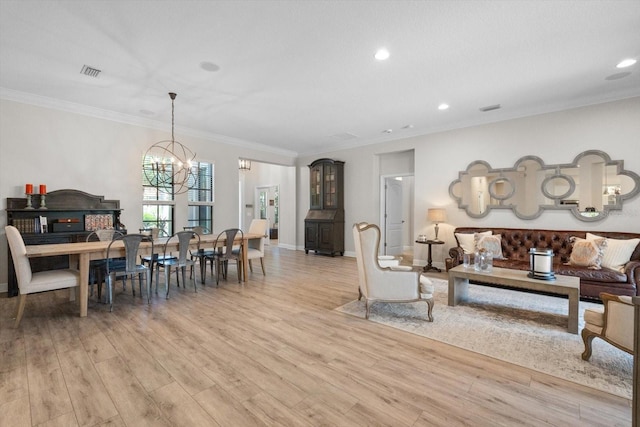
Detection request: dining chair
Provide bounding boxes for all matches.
[86,229,124,301]
[5,225,81,327]
[234,219,268,275]
[184,226,215,283]
[105,234,153,312]
[206,228,243,285]
[139,227,175,288]
[156,231,199,298]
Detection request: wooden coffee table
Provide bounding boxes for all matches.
[448,265,580,334]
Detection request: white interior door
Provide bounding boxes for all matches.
[384,178,403,255]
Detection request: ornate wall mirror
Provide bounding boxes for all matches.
[449,150,640,222]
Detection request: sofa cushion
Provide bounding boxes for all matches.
[476,233,504,259]
[456,231,491,254]
[586,232,640,273]
[555,264,628,283]
[568,237,607,269]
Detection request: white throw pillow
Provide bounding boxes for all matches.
[586,233,640,273]
[455,231,492,254]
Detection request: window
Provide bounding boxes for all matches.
[142,155,174,236]
[187,162,214,232]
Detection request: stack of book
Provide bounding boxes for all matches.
[12,216,48,233]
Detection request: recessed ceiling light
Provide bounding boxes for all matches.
[375,48,390,61]
[383,129,393,134]
[616,58,637,68]
[438,103,449,110]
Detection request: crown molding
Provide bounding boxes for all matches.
[0,87,298,158]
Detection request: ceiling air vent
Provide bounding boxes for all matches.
[479,104,501,112]
[80,65,101,78]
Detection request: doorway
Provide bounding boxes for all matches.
[380,175,414,256]
[256,185,279,243]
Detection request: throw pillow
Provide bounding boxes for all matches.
[586,233,640,272]
[456,231,491,254]
[475,234,504,259]
[568,237,607,269]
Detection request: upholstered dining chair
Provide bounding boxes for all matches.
[156,231,199,297]
[6,225,81,327]
[105,234,153,312]
[353,222,434,321]
[581,292,634,360]
[206,228,243,285]
[235,219,268,275]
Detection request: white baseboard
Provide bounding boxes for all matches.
[0,282,7,294]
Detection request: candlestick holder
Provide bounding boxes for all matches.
[25,193,35,209]
[39,194,48,209]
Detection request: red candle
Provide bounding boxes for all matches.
[39,184,47,195]
[25,184,33,194]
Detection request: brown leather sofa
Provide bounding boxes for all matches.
[446,227,640,301]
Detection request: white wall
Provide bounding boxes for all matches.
[297,97,640,269]
[2,97,639,286]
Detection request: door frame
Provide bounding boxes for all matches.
[379,173,414,256]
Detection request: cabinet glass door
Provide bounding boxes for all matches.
[310,165,322,209]
[324,164,336,208]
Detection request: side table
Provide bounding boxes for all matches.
[416,239,444,272]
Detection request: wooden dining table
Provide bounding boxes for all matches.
[24,232,264,317]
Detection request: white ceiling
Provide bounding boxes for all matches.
[1,1,639,157]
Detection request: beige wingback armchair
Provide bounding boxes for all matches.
[353,223,434,321]
[581,292,634,360]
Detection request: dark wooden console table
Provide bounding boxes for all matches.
[415,239,444,272]
[5,189,123,297]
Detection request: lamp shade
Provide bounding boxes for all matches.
[427,208,447,223]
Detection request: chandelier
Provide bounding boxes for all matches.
[143,92,196,195]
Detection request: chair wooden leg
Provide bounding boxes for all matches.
[581,328,597,361]
[249,259,253,272]
[14,294,27,328]
[365,300,371,319]
[425,298,434,322]
[260,258,265,275]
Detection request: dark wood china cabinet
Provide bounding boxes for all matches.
[304,158,344,256]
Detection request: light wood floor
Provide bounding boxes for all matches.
[0,246,632,426]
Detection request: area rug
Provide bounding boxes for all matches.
[335,278,633,399]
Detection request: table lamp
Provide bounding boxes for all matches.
[427,208,447,242]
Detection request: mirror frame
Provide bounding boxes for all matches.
[449,150,640,222]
